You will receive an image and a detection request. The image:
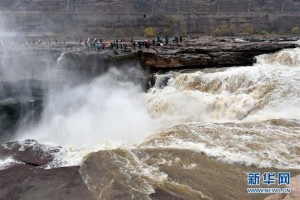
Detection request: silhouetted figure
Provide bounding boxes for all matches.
[145,41,149,49]
[152,39,155,46]
[165,36,169,45]
[175,36,179,44]
[84,40,88,49]
[133,42,136,50]
[180,36,183,43]
[93,39,97,50]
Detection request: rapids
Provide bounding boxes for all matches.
[1,47,298,169]
[143,48,300,169]
[0,46,300,200]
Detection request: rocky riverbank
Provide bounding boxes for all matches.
[137,39,299,70]
[2,36,298,71]
[55,36,300,71]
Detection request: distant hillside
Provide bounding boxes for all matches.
[0,0,300,38]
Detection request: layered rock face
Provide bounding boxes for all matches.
[0,0,300,36]
[138,40,298,69]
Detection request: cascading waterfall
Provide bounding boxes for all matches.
[142,48,300,169]
[0,48,299,197]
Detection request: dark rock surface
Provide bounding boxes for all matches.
[137,41,298,69]
[0,165,93,200]
[0,140,60,166]
[0,140,92,200]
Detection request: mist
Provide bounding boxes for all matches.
[0,12,155,147]
[15,67,156,147]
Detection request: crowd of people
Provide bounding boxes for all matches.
[82,35,184,51]
[0,35,184,52]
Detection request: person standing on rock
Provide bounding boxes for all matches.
[84,40,88,49]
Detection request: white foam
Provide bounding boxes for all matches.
[140,122,300,169]
[146,51,300,127]
[0,157,24,170]
[46,140,129,168]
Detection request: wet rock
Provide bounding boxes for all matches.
[0,165,93,200]
[0,140,60,166]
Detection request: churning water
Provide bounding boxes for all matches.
[1,47,300,177]
[144,47,300,169]
[1,45,299,200]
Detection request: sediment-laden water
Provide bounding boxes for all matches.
[0,47,299,200]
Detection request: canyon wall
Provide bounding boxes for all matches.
[0,0,300,37]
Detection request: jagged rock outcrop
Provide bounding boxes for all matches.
[0,140,60,166]
[0,140,93,200]
[137,41,298,69]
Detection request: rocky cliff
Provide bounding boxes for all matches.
[0,0,300,37]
